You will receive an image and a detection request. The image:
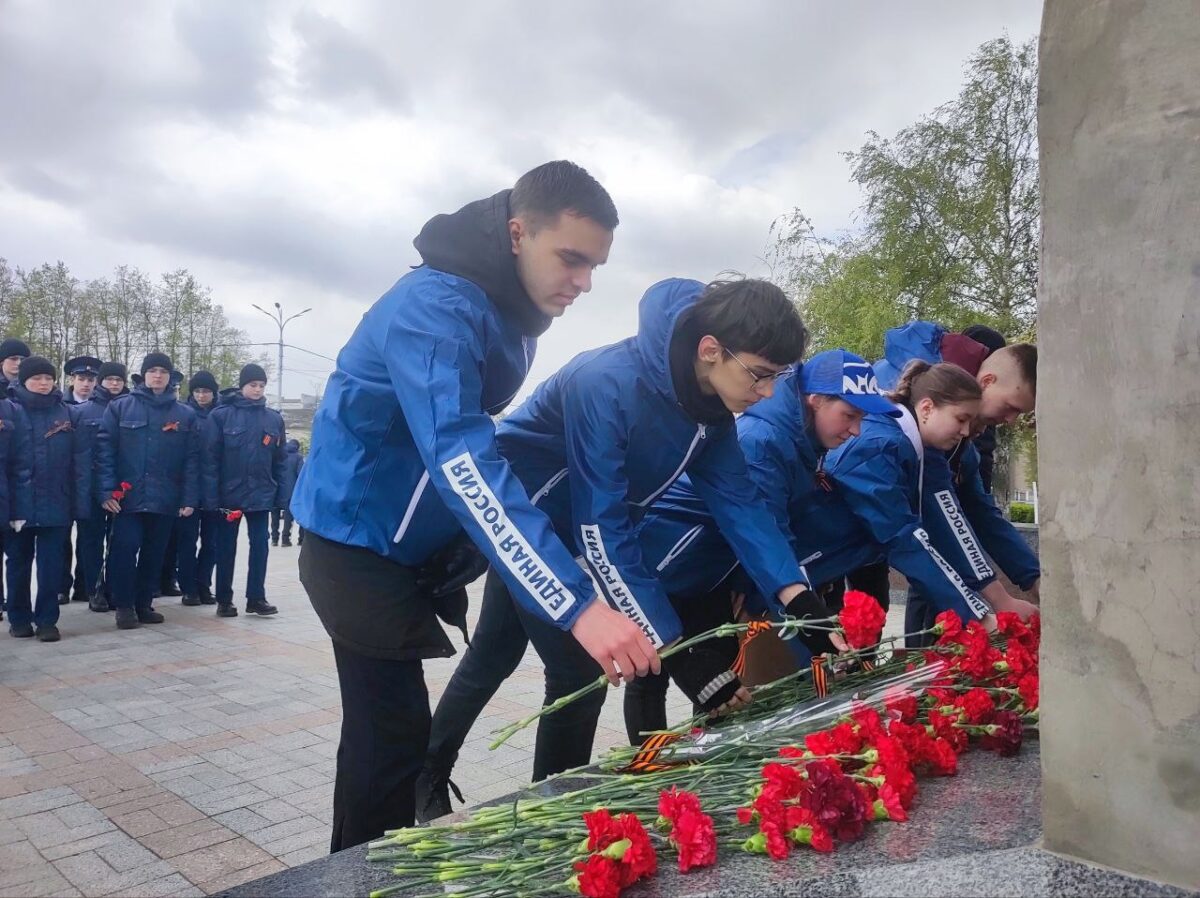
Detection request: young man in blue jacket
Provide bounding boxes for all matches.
[177,370,220,607]
[418,278,845,819]
[97,353,200,630]
[872,321,1040,639]
[271,439,302,547]
[292,161,654,851]
[0,382,32,626]
[6,357,87,641]
[76,362,127,613]
[203,364,287,618]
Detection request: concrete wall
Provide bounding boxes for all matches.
[1038,0,1200,888]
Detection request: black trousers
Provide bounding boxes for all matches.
[330,642,430,852]
[428,570,604,783]
[300,535,438,853]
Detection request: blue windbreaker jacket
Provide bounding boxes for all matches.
[96,385,200,514]
[640,374,992,622]
[873,320,1040,589]
[290,262,595,632]
[0,397,33,525]
[496,278,808,648]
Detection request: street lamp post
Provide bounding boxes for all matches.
[252,302,312,407]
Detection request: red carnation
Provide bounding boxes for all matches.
[668,806,717,873]
[872,781,908,821]
[800,760,870,842]
[657,787,702,825]
[778,745,806,759]
[838,590,887,649]
[956,688,997,725]
[850,706,886,742]
[933,610,963,641]
[829,722,865,755]
[784,806,834,852]
[927,738,959,775]
[884,689,919,723]
[1017,673,1039,711]
[804,730,838,756]
[615,814,657,885]
[225,509,243,523]
[571,854,621,898]
[981,710,1024,757]
[995,611,1030,641]
[1002,641,1036,680]
[761,761,805,801]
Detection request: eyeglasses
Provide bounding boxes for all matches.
[721,346,792,388]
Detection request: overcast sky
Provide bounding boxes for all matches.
[0,0,1042,400]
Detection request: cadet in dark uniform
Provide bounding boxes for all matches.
[178,371,220,606]
[77,362,128,612]
[0,337,31,620]
[61,356,102,604]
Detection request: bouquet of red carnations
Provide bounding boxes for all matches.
[367,595,1039,898]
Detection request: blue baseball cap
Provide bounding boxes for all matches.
[799,349,900,416]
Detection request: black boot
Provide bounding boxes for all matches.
[88,593,111,613]
[271,537,279,547]
[246,600,278,616]
[182,594,202,606]
[57,593,70,606]
[217,603,238,618]
[281,538,293,547]
[9,622,34,638]
[198,586,216,605]
[115,608,140,630]
[36,625,61,642]
[136,608,165,624]
[159,582,182,598]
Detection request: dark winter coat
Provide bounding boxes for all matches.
[203,394,287,512]
[11,385,89,527]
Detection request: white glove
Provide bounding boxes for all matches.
[11,520,25,533]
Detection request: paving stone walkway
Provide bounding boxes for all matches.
[1,544,904,897]
[0,545,689,897]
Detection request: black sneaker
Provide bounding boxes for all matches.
[217,603,238,618]
[415,769,464,824]
[57,593,70,606]
[181,594,202,607]
[246,600,278,616]
[9,622,34,638]
[36,625,60,642]
[115,608,140,630]
[136,608,165,624]
[88,594,111,613]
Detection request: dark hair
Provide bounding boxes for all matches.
[686,278,807,366]
[996,343,1037,394]
[510,160,619,232]
[888,360,981,410]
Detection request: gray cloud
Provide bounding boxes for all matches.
[0,0,1042,398]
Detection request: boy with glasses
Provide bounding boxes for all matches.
[418,277,844,819]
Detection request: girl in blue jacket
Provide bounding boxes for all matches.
[203,364,287,617]
[6,357,88,641]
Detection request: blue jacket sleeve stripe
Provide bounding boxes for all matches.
[928,485,996,581]
[561,373,678,647]
[910,527,993,620]
[382,292,595,630]
[955,444,1041,589]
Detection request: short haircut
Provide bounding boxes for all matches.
[510,160,619,232]
[997,343,1037,393]
[687,278,808,366]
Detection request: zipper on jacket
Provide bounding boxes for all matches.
[530,467,568,506]
[635,424,706,508]
[655,524,705,572]
[393,470,431,543]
